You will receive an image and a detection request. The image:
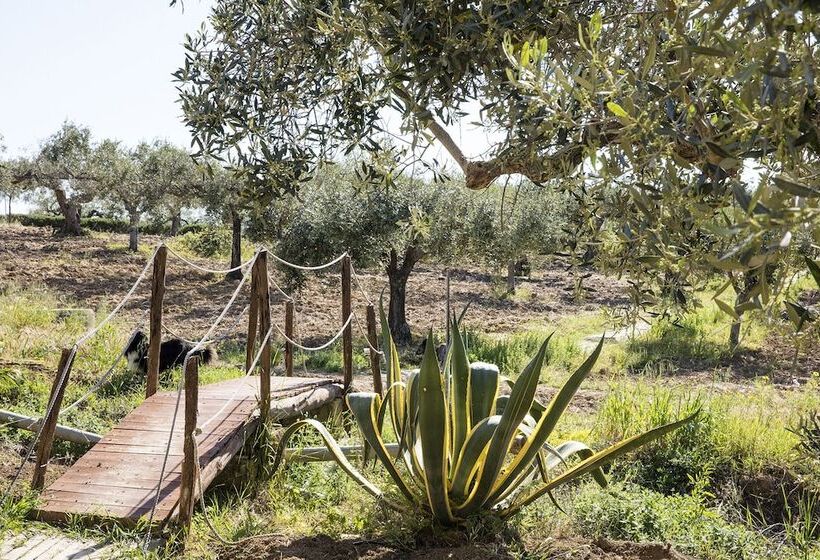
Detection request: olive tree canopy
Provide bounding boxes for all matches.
[176,0,820,329]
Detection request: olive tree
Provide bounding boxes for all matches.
[15,122,101,235]
[196,163,252,279]
[176,0,820,338]
[275,164,472,344]
[468,180,573,293]
[97,140,190,252]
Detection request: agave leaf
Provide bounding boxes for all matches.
[470,362,500,426]
[449,316,472,464]
[404,370,424,479]
[544,440,607,488]
[379,299,406,437]
[488,337,603,503]
[272,418,400,509]
[806,256,820,288]
[348,392,419,505]
[457,337,551,515]
[449,415,501,501]
[502,412,698,517]
[417,329,455,522]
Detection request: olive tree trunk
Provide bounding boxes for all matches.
[226,209,243,281]
[170,212,182,236]
[506,260,516,294]
[385,246,422,346]
[128,209,140,252]
[53,187,82,236]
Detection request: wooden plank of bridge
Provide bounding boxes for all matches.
[33,375,343,526]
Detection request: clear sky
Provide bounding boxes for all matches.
[0,1,214,158]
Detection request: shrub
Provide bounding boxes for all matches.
[177,226,232,258]
[596,387,719,495]
[18,214,169,235]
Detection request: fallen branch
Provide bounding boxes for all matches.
[0,409,101,445]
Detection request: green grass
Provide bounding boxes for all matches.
[1,275,819,559]
[568,481,818,560]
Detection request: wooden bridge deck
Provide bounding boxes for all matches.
[33,375,343,526]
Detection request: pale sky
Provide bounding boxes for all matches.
[0,0,494,214]
[0,1,214,158]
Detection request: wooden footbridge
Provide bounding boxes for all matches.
[6,245,384,542]
[34,376,343,526]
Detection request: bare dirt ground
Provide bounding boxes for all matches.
[0,224,628,343]
[1,224,815,387]
[215,534,693,560]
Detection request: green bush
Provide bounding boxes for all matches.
[573,482,812,560]
[177,226,232,258]
[596,388,721,496]
[18,214,169,235]
[464,329,582,377]
[177,222,208,235]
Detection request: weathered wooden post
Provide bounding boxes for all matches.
[365,304,382,396]
[245,253,260,373]
[178,356,199,532]
[257,251,272,422]
[341,255,353,391]
[146,245,168,398]
[284,300,294,377]
[32,348,76,490]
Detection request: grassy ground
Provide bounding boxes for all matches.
[0,225,818,559]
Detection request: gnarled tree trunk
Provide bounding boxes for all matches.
[226,209,243,281]
[385,246,422,346]
[170,212,182,236]
[52,187,82,236]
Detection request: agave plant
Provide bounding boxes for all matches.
[274,308,695,523]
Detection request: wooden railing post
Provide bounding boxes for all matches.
[245,253,260,373]
[146,245,168,398]
[257,251,271,423]
[32,348,75,490]
[341,255,353,391]
[284,300,294,377]
[366,304,382,396]
[178,356,199,532]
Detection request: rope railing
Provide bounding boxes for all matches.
[272,313,353,352]
[352,310,383,355]
[268,250,348,272]
[349,262,375,307]
[198,324,275,432]
[162,304,250,346]
[75,245,158,347]
[165,245,256,275]
[60,309,151,416]
[144,251,259,544]
[267,272,295,302]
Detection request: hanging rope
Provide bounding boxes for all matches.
[269,251,347,272]
[75,246,158,347]
[162,304,250,346]
[143,252,258,550]
[165,245,256,275]
[349,263,375,307]
[266,272,294,302]
[60,308,151,416]
[198,324,275,431]
[272,314,352,352]
[352,310,383,355]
